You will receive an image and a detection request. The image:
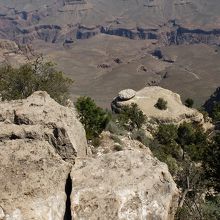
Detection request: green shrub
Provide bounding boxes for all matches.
[202,195,220,220]
[156,124,178,145]
[149,139,168,160]
[91,137,101,148]
[177,122,195,146]
[203,134,220,190]
[185,98,194,108]
[110,134,122,144]
[211,102,220,122]
[105,120,126,136]
[75,96,110,140]
[118,103,146,131]
[0,60,73,105]
[175,207,190,220]
[165,155,179,176]
[131,129,151,146]
[113,144,123,151]
[155,98,168,110]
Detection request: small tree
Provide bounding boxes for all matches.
[0,59,73,105]
[155,98,167,110]
[177,122,196,160]
[156,124,178,145]
[118,103,146,131]
[203,134,220,190]
[211,102,220,122]
[75,96,110,140]
[185,98,194,108]
[177,122,195,146]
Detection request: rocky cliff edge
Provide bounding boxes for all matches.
[0,91,179,220]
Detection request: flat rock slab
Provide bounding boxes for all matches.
[118,89,136,101]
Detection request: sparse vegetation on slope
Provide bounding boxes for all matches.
[75,96,110,141]
[155,98,168,110]
[0,58,73,105]
[185,98,194,108]
[117,103,146,131]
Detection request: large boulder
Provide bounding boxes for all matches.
[71,149,179,220]
[118,89,136,101]
[0,91,88,219]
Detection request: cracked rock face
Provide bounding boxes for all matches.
[71,149,179,220]
[0,140,71,220]
[0,91,88,219]
[0,91,179,220]
[0,91,88,163]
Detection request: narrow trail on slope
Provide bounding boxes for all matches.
[179,65,200,79]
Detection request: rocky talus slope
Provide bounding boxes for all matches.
[0,92,179,220]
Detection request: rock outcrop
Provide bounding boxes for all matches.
[112,86,204,125]
[0,91,179,220]
[71,148,179,220]
[0,91,88,219]
[0,139,71,220]
[0,91,88,162]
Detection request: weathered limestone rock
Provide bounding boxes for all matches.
[71,149,179,220]
[0,207,4,219]
[112,86,204,125]
[118,89,136,101]
[0,140,71,220]
[0,91,88,219]
[92,131,152,156]
[0,91,88,162]
[0,91,180,220]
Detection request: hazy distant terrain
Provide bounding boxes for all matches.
[0,0,220,107]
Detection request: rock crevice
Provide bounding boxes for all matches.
[64,174,73,220]
[0,91,88,220]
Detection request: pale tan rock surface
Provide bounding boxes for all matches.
[0,91,88,162]
[0,91,88,220]
[0,91,179,220]
[92,131,152,156]
[113,86,204,124]
[118,89,136,101]
[71,149,179,220]
[0,140,71,220]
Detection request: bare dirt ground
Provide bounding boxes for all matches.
[35,37,220,108]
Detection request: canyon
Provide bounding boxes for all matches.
[1,0,220,107]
